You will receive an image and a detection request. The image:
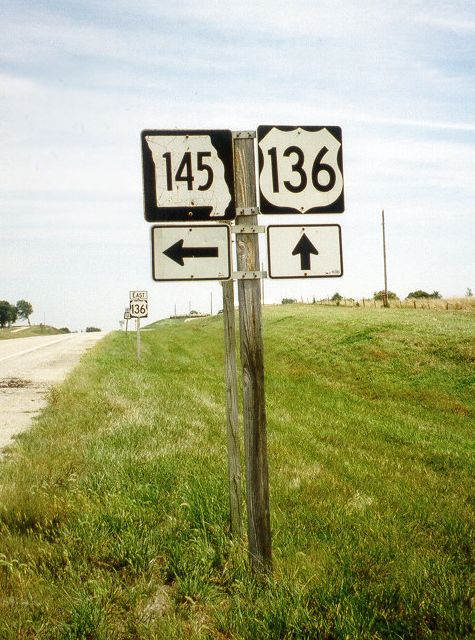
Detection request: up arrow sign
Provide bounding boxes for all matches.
[292,233,319,270]
[267,224,343,279]
[151,224,231,281]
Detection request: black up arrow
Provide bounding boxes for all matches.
[163,239,219,266]
[292,233,319,270]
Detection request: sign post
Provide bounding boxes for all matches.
[124,308,131,334]
[141,124,346,576]
[129,291,148,362]
[233,131,272,573]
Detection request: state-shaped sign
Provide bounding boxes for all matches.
[257,125,344,214]
[142,130,235,222]
[267,224,343,279]
[151,224,231,281]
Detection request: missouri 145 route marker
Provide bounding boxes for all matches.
[141,130,236,222]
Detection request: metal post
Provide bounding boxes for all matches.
[233,132,272,573]
[136,317,141,361]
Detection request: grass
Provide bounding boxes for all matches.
[0,325,65,339]
[0,304,474,638]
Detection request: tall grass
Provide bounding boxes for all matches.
[0,305,473,638]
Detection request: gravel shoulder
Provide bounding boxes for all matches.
[0,332,106,455]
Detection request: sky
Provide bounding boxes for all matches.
[1,0,474,331]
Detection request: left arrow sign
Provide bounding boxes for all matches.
[163,239,219,266]
[151,224,231,281]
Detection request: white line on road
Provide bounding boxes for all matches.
[0,336,72,363]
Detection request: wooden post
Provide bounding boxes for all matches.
[136,317,141,361]
[222,280,243,538]
[382,209,389,307]
[233,132,272,573]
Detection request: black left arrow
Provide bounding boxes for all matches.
[292,233,319,270]
[163,239,219,266]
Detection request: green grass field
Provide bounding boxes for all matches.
[0,305,473,638]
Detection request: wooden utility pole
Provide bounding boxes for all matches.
[222,280,243,538]
[381,209,389,307]
[233,132,272,573]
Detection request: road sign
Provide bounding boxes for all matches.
[266,224,343,279]
[129,299,148,318]
[151,224,231,281]
[130,290,147,301]
[257,126,344,214]
[124,310,131,320]
[141,130,236,222]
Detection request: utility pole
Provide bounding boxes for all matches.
[233,131,272,574]
[382,209,389,307]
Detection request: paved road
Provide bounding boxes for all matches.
[0,332,106,455]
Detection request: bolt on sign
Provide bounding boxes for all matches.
[257,125,344,214]
[141,130,236,222]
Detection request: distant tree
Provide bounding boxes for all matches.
[406,290,430,299]
[374,290,398,301]
[59,327,71,333]
[331,293,343,305]
[16,299,33,325]
[281,298,297,304]
[0,301,18,327]
[466,288,473,297]
[406,290,441,299]
[85,326,101,332]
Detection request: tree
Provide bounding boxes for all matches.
[331,292,343,305]
[374,290,398,301]
[0,301,18,328]
[85,327,101,332]
[16,299,33,325]
[466,288,472,297]
[406,290,430,299]
[406,290,442,299]
[281,298,297,304]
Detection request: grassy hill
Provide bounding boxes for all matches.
[0,325,66,339]
[0,305,473,638]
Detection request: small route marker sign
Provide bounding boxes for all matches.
[129,299,148,318]
[267,224,343,279]
[257,125,344,214]
[151,224,231,281]
[141,130,235,222]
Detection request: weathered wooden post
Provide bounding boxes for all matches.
[233,131,272,573]
[222,279,243,538]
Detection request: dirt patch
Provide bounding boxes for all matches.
[0,378,31,389]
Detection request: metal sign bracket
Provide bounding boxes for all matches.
[232,131,256,139]
[232,271,267,280]
[231,225,265,234]
[235,206,260,217]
